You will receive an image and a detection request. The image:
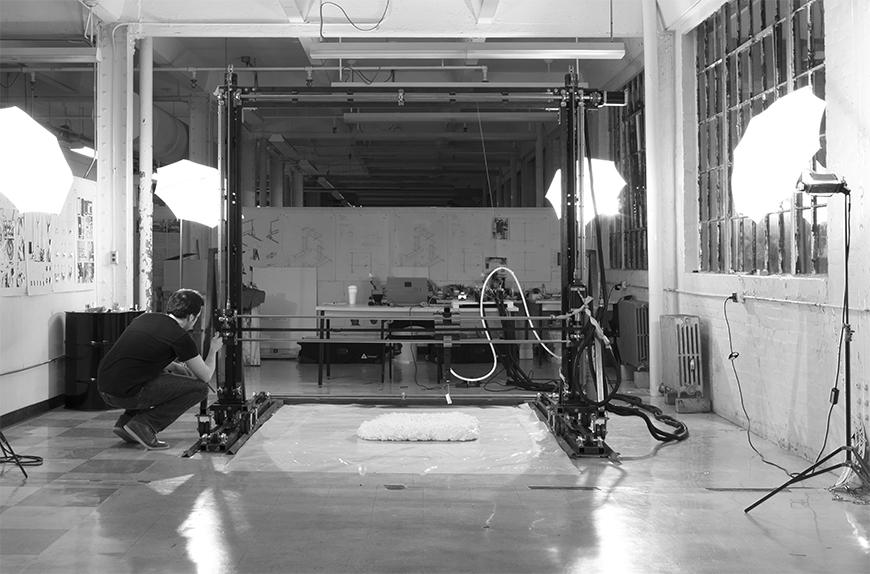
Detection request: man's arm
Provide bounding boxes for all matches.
[185,334,224,382]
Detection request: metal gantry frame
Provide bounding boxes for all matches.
[185,69,625,457]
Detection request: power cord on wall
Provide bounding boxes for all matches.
[723,296,795,478]
[813,312,845,464]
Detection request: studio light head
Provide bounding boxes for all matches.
[797,170,849,195]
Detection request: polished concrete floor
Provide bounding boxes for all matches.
[1,358,869,574]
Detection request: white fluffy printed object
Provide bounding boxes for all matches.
[357,412,480,442]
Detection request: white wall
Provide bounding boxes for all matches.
[642,0,870,459]
[0,178,107,418]
[0,290,96,417]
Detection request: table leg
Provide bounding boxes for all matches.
[325,318,331,378]
[380,319,386,384]
[317,311,324,386]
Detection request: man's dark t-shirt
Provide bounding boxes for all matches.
[98,313,199,397]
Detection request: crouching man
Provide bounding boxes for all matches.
[97,289,223,450]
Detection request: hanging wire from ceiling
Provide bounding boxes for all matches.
[319,0,391,40]
[475,103,496,210]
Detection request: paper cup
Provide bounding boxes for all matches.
[348,285,358,305]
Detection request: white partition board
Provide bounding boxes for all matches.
[253,267,317,359]
[243,207,560,304]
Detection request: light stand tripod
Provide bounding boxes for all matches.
[0,430,28,479]
[745,173,870,513]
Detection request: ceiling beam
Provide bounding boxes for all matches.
[475,0,501,25]
[0,46,97,64]
[277,0,313,24]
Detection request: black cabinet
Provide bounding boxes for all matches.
[64,310,142,410]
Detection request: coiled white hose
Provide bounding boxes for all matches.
[449,265,561,383]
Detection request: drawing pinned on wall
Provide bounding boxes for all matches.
[0,198,26,294]
[350,252,372,274]
[25,212,54,294]
[0,182,95,295]
[242,215,280,262]
[288,227,332,268]
[484,256,507,270]
[51,192,76,289]
[492,217,510,240]
[243,219,262,241]
[337,212,389,280]
[397,223,443,268]
[266,218,280,244]
[76,196,94,285]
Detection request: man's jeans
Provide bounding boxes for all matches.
[100,374,208,435]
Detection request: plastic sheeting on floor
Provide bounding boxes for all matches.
[227,403,580,476]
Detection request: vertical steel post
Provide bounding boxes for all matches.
[560,73,579,396]
[221,71,245,401]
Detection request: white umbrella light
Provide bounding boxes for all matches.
[545,158,626,223]
[0,106,73,214]
[731,86,826,222]
[155,159,221,228]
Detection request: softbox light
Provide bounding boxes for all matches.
[731,86,826,222]
[545,158,626,223]
[0,106,73,214]
[155,159,221,228]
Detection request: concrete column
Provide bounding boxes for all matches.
[536,124,545,207]
[642,0,678,395]
[137,37,153,310]
[95,24,135,308]
[270,155,284,207]
[510,158,519,207]
[292,169,304,207]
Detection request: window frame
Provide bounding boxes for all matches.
[694,0,827,276]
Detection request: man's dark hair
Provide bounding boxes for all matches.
[165,289,204,319]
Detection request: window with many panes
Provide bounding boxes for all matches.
[608,72,647,270]
[696,0,827,274]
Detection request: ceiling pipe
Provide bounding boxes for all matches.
[1,64,487,73]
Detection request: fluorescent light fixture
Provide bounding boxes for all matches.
[545,159,626,224]
[343,112,555,123]
[309,41,625,61]
[155,159,221,227]
[71,145,96,159]
[0,106,73,214]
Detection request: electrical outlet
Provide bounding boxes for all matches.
[110,250,118,264]
[729,291,744,303]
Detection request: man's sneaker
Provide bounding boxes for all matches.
[123,420,170,450]
[112,426,138,444]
